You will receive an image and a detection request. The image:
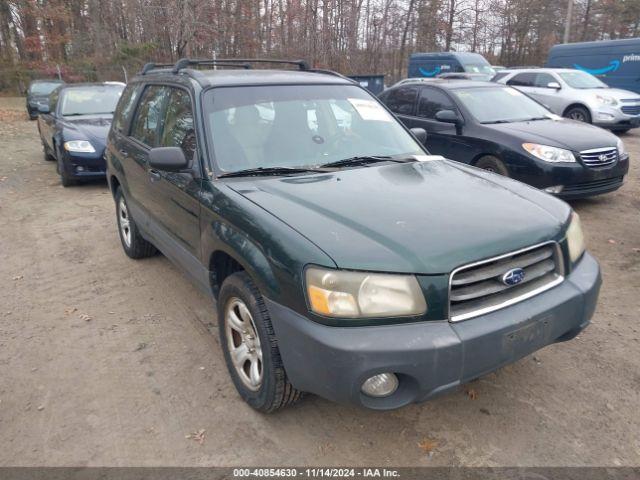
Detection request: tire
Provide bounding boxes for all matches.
[56,152,77,187]
[218,271,303,412]
[114,187,157,259]
[615,128,631,135]
[475,155,510,176]
[43,147,55,162]
[564,105,591,123]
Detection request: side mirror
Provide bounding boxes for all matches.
[547,82,561,90]
[149,147,188,172]
[410,127,427,144]
[435,109,461,124]
[37,104,50,114]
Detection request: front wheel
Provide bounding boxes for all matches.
[475,155,510,176]
[564,106,591,123]
[218,271,303,412]
[114,187,157,259]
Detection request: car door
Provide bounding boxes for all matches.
[39,88,60,153]
[506,72,540,101]
[404,86,461,159]
[531,72,565,113]
[147,86,202,266]
[122,84,172,232]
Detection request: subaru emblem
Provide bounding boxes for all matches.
[502,268,525,286]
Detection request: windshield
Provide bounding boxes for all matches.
[204,85,423,173]
[463,63,495,76]
[453,86,553,123]
[60,86,124,116]
[29,82,62,96]
[558,71,608,89]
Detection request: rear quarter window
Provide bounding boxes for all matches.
[113,84,142,134]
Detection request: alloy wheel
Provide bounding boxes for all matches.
[225,297,263,391]
[118,198,132,248]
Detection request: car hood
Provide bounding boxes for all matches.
[485,118,618,151]
[229,160,570,274]
[62,115,112,149]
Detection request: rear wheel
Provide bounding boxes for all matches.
[218,271,303,412]
[475,155,510,176]
[114,187,157,259]
[564,105,591,123]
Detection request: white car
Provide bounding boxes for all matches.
[493,68,640,133]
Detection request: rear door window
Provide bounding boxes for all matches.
[506,72,537,87]
[113,84,142,134]
[130,85,171,147]
[386,86,418,115]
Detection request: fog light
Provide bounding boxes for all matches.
[596,112,615,121]
[361,373,399,398]
[544,185,564,194]
[76,166,85,172]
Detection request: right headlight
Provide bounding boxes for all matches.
[617,137,627,157]
[305,267,427,318]
[523,143,576,163]
[566,211,586,264]
[64,140,95,153]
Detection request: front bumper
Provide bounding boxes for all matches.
[507,153,629,199]
[60,149,107,179]
[267,252,601,410]
[591,105,640,130]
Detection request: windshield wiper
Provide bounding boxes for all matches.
[218,166,324,178]
[319,155,411,169]
[481,120,512,124]
[525,116,550,121]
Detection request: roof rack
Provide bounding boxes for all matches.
[206,58,311,71]
[140,60,251,75]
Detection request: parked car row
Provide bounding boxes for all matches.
[26,58,607,413]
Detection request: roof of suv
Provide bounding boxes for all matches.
[178,69,354,87]
[134,59,356,88]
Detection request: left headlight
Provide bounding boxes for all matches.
[617,137,627,157]
[64,140,95,153]
[305,267,427,318]
[596,94,617,106]
[523,143,576,163]
[566,211,586,264]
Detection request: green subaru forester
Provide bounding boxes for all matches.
[105,59,601,411]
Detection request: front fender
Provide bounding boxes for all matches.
[199,181,336,311]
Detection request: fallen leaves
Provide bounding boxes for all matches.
[418,438,438,454]
[465,388,478,400]
[186,429,206,445]
[79,313,92,322]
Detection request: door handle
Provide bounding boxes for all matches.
[149,169,162,182]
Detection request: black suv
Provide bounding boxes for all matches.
[106,59,600,412]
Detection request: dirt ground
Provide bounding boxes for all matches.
[1,97,639,468]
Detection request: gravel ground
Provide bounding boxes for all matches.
[0,98,639,467]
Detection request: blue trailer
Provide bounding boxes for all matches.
[546,38,640,94]
[408,52,495,80]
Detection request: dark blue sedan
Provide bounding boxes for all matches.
[37,82,124,186]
